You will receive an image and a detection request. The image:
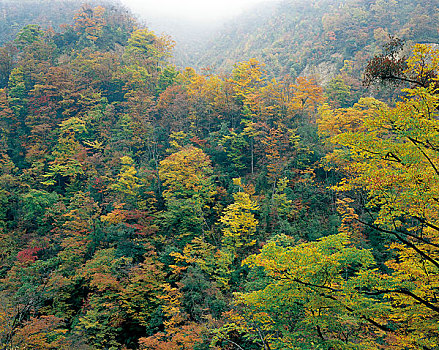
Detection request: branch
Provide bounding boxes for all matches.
[362,207,439,248]
[383,151,403,163]
[414,216,439,236]
[319,292,393,333]
[255,326,271,350]
[355,218,439,270]
[276,271,393,333]
[362,288,439,314]
[316,325,325,341]
[291,278,341,292]
[407,136,439,176]
[373,74,427,88]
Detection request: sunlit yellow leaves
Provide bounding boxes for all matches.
[170,238,234,289]
[320,84,439,228]
[232,59,325,124]
[110,156,143,197]
[125,28,174,65]
[59,116,87,134]
[157,284,185,329]
[336,197,363,241]
[404,44,439,87]
[232,58,265,104]
[318,97,386,138]
[159,146,215,202]
[317,45,439,349]
[221,234,381,349]
[220,191,259,251]
[158,146,216,245]
[210,309,274,350]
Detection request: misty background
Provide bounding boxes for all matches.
[0,0,281,69]
[119,0,281,68]
[121,0,278,22]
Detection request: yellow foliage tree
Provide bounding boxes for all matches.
[220,189,259,254]
[317,44,439,349]
[158,146,216,245]
[110,156,143,197]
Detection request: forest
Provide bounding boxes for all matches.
[0,0,438,349]
[195,0,438,80]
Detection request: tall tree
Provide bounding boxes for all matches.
[318,44,439,349]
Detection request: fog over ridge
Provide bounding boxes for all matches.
[120,0,280,23]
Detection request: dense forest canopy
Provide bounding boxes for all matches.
[0,0,438,349]
[0,0,130,45]
[195,0,438,82]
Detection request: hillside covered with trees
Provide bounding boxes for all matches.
[0,1,439,349]
[195,0,438,85]
[0,0,132,46]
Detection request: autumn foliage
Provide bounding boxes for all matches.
[0,2,438,350]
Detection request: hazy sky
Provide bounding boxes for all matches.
[120,0,279,22]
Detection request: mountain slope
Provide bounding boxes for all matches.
[0,0,128,45]
[193,0,439,82]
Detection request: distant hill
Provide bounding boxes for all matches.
[192,0,439,83]
[0,0,127,45]
[141,15,222,69]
